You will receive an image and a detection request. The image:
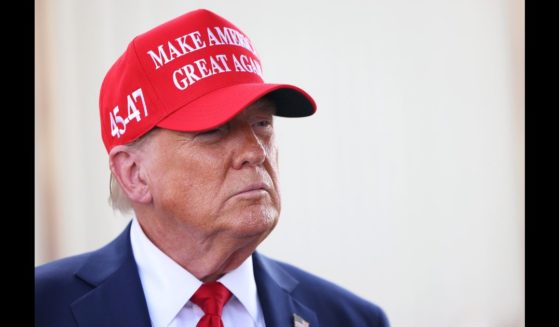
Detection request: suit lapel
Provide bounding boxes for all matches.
[70,223,152,327]
[253,252,319,327]
[67,225,318,327]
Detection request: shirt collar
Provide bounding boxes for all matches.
[218,254,261,324]
[130,217,261,326]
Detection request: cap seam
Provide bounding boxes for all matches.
[130,36,166,121]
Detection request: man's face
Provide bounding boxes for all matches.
[140,99,280,243]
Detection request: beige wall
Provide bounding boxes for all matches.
[35,0,524,326]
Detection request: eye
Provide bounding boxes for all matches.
[254,120,272,128]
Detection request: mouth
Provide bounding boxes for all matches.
[232,182,270,198]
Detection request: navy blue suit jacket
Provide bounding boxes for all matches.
[36,223,389,326]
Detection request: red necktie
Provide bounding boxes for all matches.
[190,281,232,327]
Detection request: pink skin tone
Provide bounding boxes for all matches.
[109,99,280,282]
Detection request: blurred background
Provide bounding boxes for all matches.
[35,0,524,326]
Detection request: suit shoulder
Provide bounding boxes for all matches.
[264,256,390,326]
[35,252,93,291]
[35,252,99,326]
[36,223,130,289]
[269,257,376,304]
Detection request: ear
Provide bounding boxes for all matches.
[109,145,152,204]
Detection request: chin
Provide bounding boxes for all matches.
[231,205,279,240]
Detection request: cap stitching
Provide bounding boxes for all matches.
[130,36,165,132]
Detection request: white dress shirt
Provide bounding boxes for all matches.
[130,218,266,327]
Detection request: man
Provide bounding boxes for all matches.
[35,9,389,327]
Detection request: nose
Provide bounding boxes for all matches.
[232,123,267,169]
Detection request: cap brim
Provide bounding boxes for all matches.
[156,83,316,132]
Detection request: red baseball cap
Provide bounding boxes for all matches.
[99,9,316,153]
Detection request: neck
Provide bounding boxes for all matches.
[134,213,263,282]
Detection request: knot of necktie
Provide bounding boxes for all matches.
[190,282,232,327]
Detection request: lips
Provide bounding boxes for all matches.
[232,182,270,197]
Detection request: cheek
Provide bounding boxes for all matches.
[270,144,280,175]
[264,140,278,169]
[152,170,192,212]
[266,144,281,199]
[155,153,226,214]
